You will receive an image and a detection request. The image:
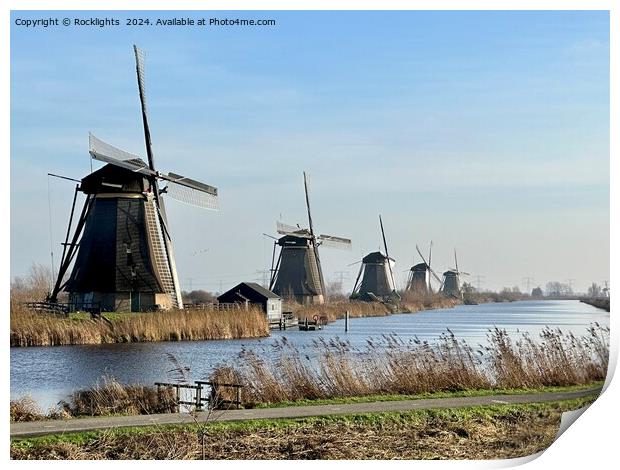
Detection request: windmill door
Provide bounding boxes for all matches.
[131,292,141,312]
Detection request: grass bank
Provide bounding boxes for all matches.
[10,396,596,460]
[580,297,610,312]
[10,304,269,347]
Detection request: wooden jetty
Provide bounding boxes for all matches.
[298,315,328,331]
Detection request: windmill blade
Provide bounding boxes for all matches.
[301,171,326,294]
[415,244,429,266]
[318,234,352,250]
[163,172,219,210]
[89,134,156,177]
[262,233,278,241]
[379,215,397,291]
[429,266,443,284]
[428,241,433,268]
[347,260,362,267]
[303,171,315,238]
[276,221,310,237]
[416,244,443,284]
[454,249,459,273]
[134,45,157,172]
[460,271,471,276]
[163,173,218,196]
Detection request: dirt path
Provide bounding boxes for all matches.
[11,387,601,438]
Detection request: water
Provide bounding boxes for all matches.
[10,300,609,409]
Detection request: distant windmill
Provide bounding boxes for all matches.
[268,172,351,305]
[406,241,443,293]
[440,249,469,299]
[48,45,219,312]
[351,215,400,302]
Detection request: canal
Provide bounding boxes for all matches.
[10,300,609,409]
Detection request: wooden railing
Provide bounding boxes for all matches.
[155,380,244,411]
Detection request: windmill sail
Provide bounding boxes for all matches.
[165,173,219,210]
[317,234,352,249]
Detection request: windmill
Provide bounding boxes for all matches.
[268,172,351,305]
[48,45,218,312]
[440,249,469,299]
[406,241,443,293]
[351,215,400,302]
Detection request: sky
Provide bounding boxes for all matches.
[10,10,609,294]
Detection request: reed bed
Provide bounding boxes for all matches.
[291,301,392,322]
[289,293,459,323]
[10,378,177,421]
[219,324,608,405]
[398,291,461,313]
[10,304,269,347]
[62,377,178,417]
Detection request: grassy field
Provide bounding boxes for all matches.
[10,304,269,347]
[10,396,596,460]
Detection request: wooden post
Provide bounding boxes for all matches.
[236,386,241,409]
[345,310,349,332]
[196,383,202,411]
[175,385,180,413]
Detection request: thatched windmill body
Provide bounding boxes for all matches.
[440,249,469,298]
[268,172,351,305]
[406,242,443,294]
[351,216,400,302]
[48,46,219,312]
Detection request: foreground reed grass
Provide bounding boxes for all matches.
[10,304,269,347]
[10,378,177,422]
[216,325,608,406]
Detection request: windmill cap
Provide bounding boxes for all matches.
[363,251,395,263]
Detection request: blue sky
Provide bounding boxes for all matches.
[10,10,609,293]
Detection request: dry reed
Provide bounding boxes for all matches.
[62,377,178,416]
[220,325,608,406]
[10,378,177,421]
[10,304,269,347]
[288,293,459,324]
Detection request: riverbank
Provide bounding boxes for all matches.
[10,396,595,460]
[8,293,461,348]
[10,305,269,347]
[580,297,610,312]
[289,293,461,323]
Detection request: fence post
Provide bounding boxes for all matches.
[345,310,349,332]
[196,383,202,411]
[236,386,241,409]
[175,385,180,413]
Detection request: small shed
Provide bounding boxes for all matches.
[217,282,282,322]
